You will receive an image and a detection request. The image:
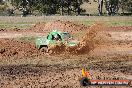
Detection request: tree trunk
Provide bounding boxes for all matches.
[67,1,70,15]
[60,0,64,15]
[76,0,81,16]
[98,0,103,15]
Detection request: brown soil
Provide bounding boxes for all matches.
[0,39,38,58]
[0,21,131,60]
[107,26,132,32]
[0,21,132,88]
[0,20,88,33]
[43,21,88,33]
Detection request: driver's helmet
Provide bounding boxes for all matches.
[54,34,59,40]
[54,34,58,38]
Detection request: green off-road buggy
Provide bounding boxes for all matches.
[35,30,79,52]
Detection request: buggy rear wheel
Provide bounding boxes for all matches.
[40,47,48,53]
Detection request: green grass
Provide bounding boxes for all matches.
[108,21,132,26]
[0,21,36,29]
[0,23,34,29]
[81,21,132,26]
[0,16,131,29]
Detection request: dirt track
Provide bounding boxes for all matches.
[0,21,132,88]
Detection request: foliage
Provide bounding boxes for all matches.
[119,0,132,12]
[9,0,89,15]
[104,0,119,15]
[1,0,132,16]
[0,1,8,11]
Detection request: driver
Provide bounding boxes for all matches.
[54,34,60,41]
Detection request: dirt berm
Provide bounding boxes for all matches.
[31,20,88,33]
[0,39,38,59]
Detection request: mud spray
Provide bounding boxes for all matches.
[48,22,106,55]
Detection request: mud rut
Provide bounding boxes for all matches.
[0,21,132,88]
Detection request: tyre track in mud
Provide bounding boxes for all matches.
[0,55,131,88]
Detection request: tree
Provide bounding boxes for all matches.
[97,0,120,16]
[9,0,89,16]
[98,0,103,15]
[0,0,8,12]
[105,0,119,15]
[120,0,132,13]
[10,0,37,16]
